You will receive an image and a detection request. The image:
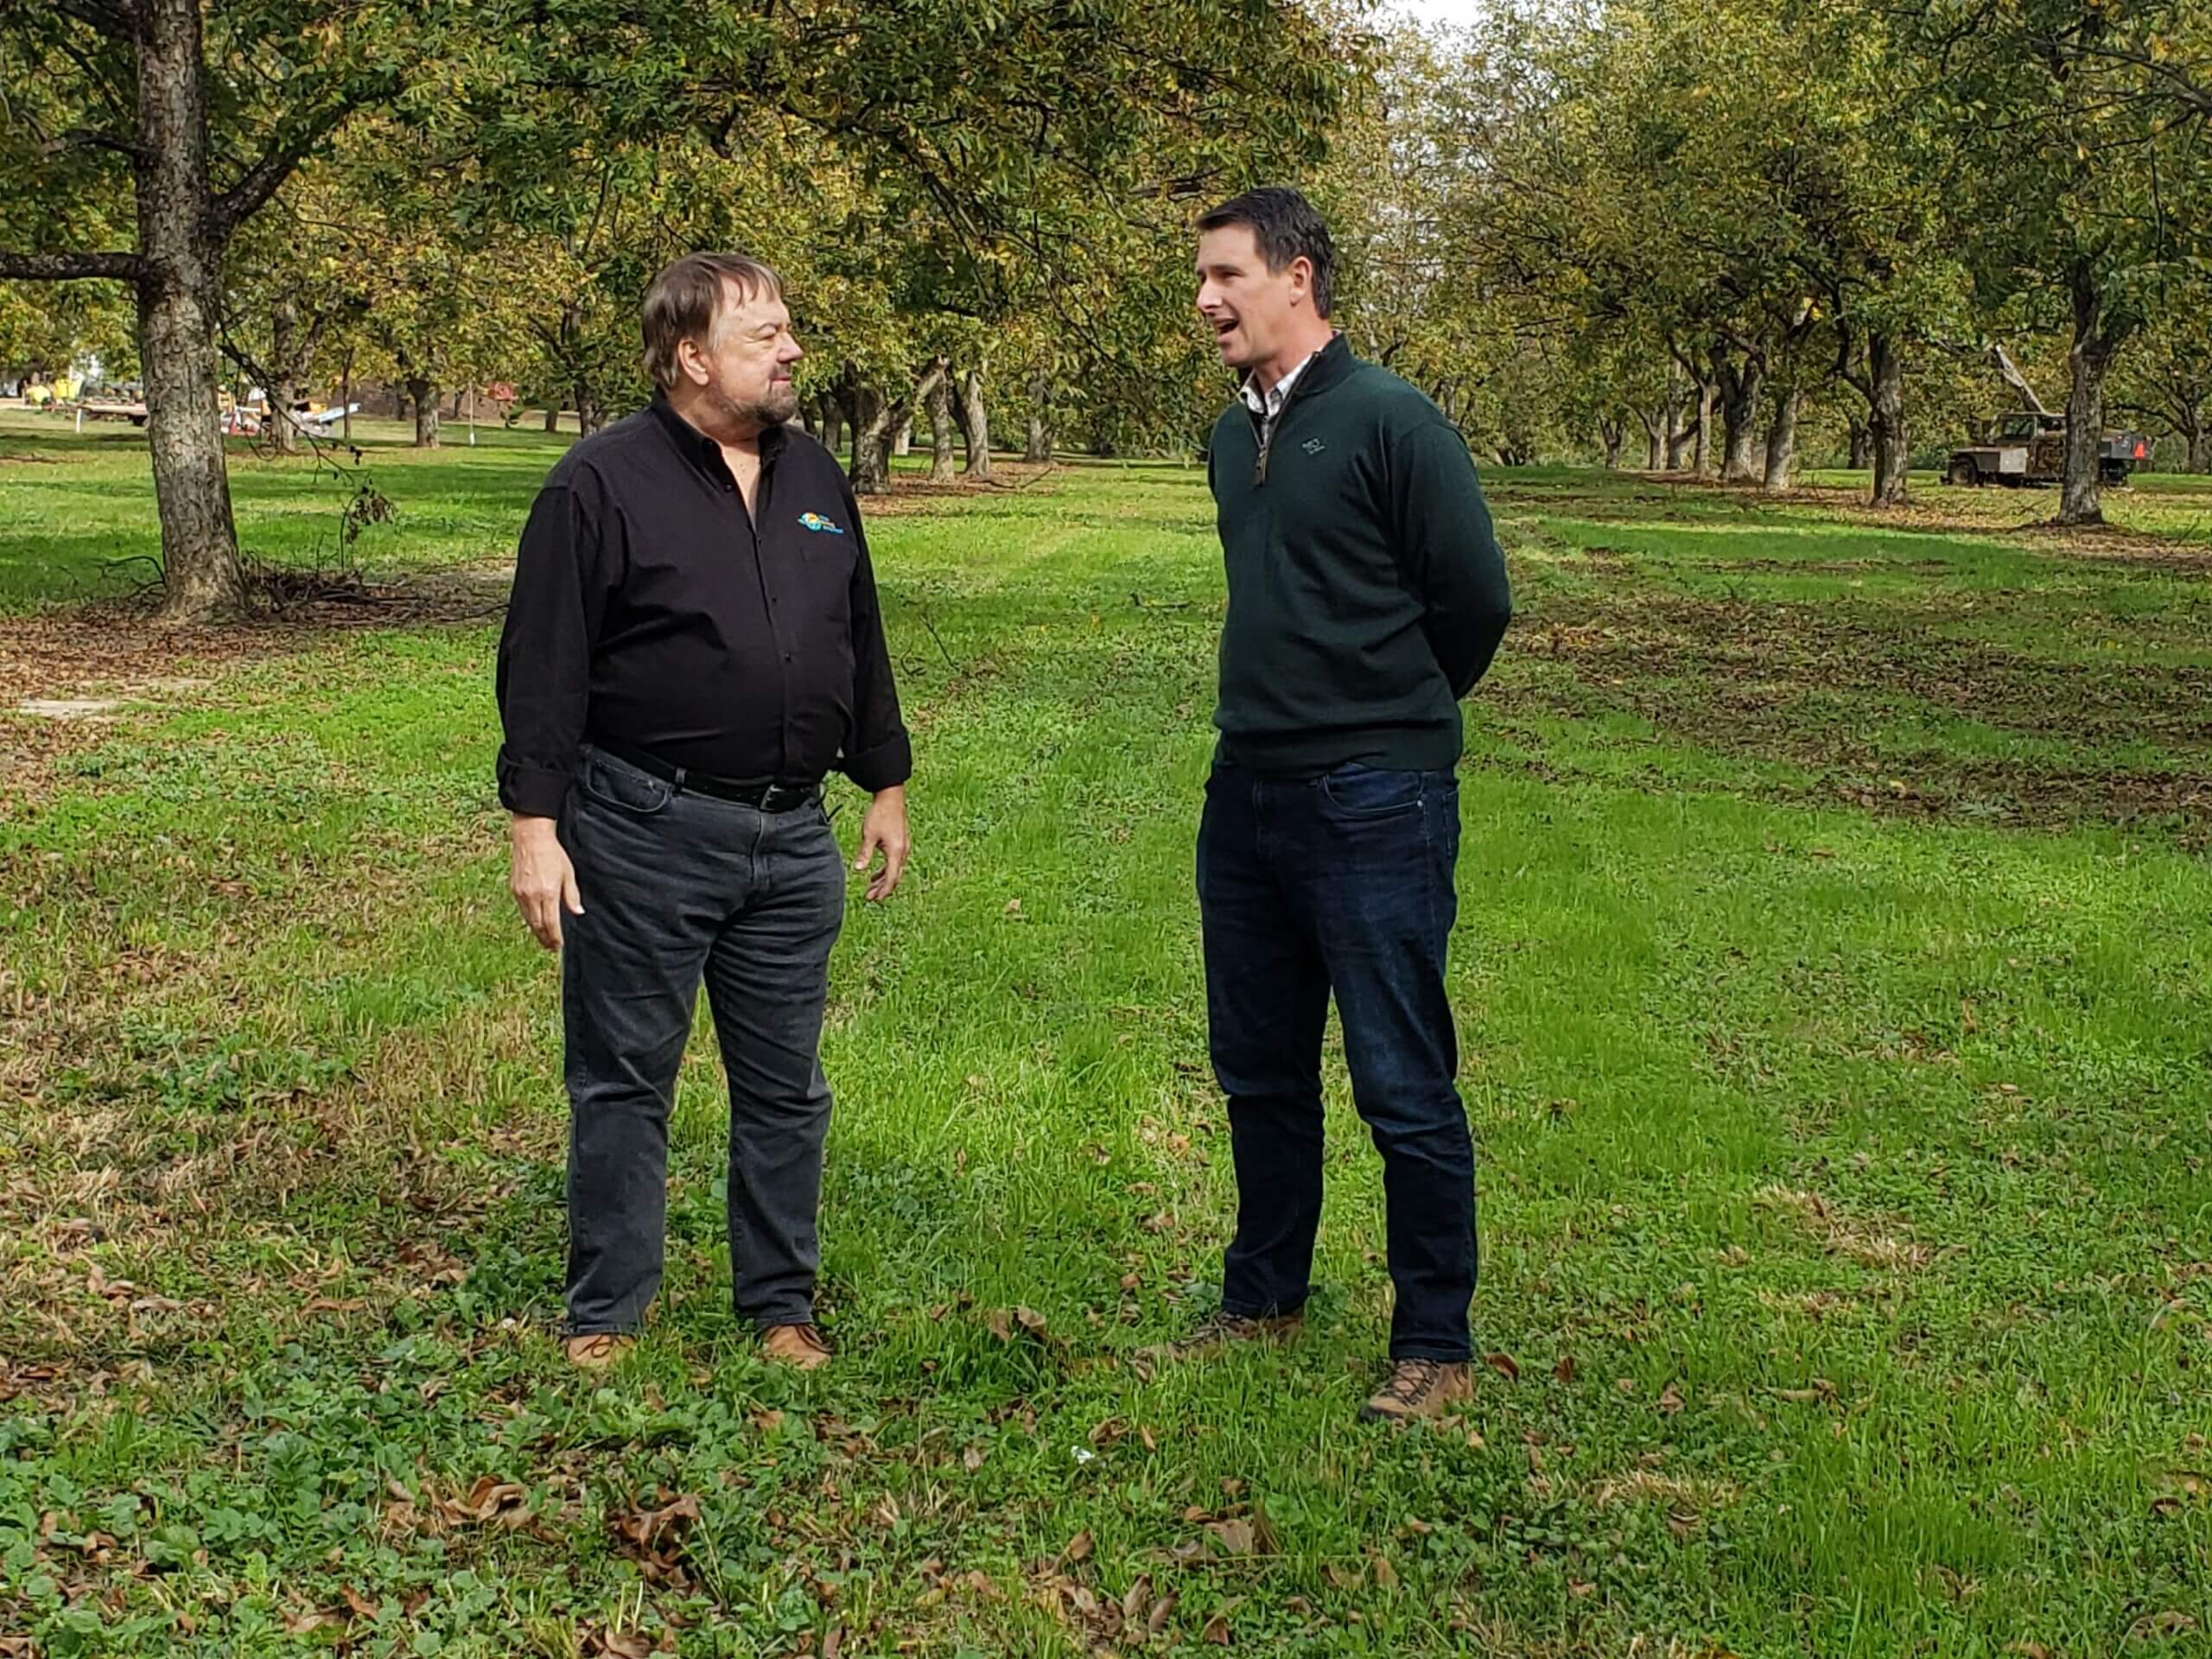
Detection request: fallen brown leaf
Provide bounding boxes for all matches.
[1484,1352,1521,1382]
[1205,1518,1256,1556]
[1122,1573,1153,1627]
[1370,1554,1398,1588]
[341,1585,378,1620]
[440,1475,529,1527]
[612,1492,701,1553]
[1554,1354,1577,1385]
[1147,1592,1178,1635]
[2129,1612,2197,1641]
[1202,1613,1232,1645]
[1064,1529,1095,1564]
[1658,1382,1686,1414]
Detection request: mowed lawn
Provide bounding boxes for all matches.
[2,411,2209,1657]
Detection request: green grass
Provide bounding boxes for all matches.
[2,418,2209,1656]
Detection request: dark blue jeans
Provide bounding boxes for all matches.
[558,746,846,1336]
[1197,761,1475,1362]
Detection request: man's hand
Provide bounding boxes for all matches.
[510,815,583,950]
[852,785,911,902]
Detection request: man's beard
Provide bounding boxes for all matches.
[709,378,799,429]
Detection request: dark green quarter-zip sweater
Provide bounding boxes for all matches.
[1206,334,1512,776]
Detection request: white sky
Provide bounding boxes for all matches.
[1377,0,1497,30]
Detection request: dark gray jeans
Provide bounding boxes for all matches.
[558,745,845,1335]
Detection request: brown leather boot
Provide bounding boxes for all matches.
[1137,1309,1304,1372]
[1360,1358,1472,1421]
[760,1322,833,1370]
[563,1332,636,1371]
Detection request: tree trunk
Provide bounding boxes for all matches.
[957,366,991,480]
[892,413,912,458]
[844,376,907,496]
[1665,395,1694,471]
[543,405,561,433]
[1025,370,1052,462]
[1599,416,1624,468]
[817,395,844,457]
[924,360,957,484]
[407,377,441,448]
[137,0,245,622]
[1691,381,1716,477]
[340,352,352,442]
[2057,264,2132,527]
[1866,332,1910,509]
[2187,420,2209,474]
[1762,385,1801,493]
[1847,416,1871,471]
[1714,351,1765,482]
[269,296,302,456]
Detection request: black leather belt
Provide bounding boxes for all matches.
[600,741,821,813]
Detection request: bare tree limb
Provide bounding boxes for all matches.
[0,249,142,281]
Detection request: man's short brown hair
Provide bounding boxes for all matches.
[640,252,785,390]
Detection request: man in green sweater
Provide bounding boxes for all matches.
[1176,187,1511,1421]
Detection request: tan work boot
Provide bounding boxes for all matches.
[1361,1358,1473,1421]
[564,1332,636,1371]
[1138,1309,1304,1371]
[760,1323,833,1370]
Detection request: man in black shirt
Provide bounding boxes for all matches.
[496,251,912,1371]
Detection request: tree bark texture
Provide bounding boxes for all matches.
[1867,333,1910,509]
[407,376,441,448]
[138,0,245,622]
[1762,386,1801,493]
[923,361,956,484]
[1026,371,1052,462]
[957,366,991,479]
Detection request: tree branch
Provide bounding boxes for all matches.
[0,249,142,282]
[207,103,358,244]
[55,0,138,39]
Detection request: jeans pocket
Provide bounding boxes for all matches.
[1318,763,1423,818]
[578,753,674,817]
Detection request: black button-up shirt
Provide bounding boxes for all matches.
[495,397,912,818]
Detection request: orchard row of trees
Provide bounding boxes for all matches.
[1321,0,2212,522]
[0,0,1348,620]
[4,0,2210,623]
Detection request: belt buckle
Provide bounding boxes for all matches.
[764,782,805,813]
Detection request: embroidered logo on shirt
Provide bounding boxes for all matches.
[797,512,847,535]
[1302,437,1327,455]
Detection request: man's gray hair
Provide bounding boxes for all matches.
[640,252,785,390]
